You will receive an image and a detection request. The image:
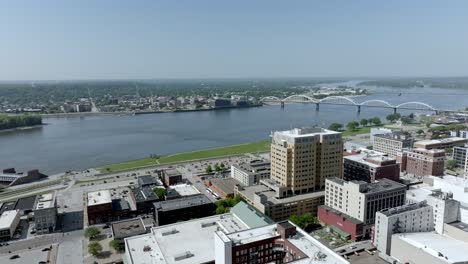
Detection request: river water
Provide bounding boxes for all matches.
[1,85,467,174]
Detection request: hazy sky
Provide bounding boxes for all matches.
[1,0,468,80]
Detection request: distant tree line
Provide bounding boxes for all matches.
[0,115,42,130]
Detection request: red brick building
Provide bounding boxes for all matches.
[397,148,445,176]
[317,205,364,241]
[86,190,113,225]
[343,152,400,183]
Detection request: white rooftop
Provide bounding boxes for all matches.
[275,127,338,138]
[87,190,112,206]
[169,183,200,196]
[125,213,249,264]
[35,192,55,210]
[393,232,468,263]
[0,210,19,230]
[416,137,467,145]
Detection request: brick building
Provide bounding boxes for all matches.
[344,152,400,183]
[86,190,113,225]
[153,194,215,226]
[397,148,445,176]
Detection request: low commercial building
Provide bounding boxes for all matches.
[124,202,347,264]
[397,148,446,176]
[111,218,146,240]
[450,130,468,139]
[453,145,467,169]
[153,194,216,226]
[343,152,400,183]
[373,132,413,157]
[137,175,161,188]
[208,178,241,199]
[130,186,159,214]
[390,232,468,264]
[322,178,406,238]
[162,169,183,186]
[0,210,20,240]
[230,160,271,186]
[86,190,112,225]
[0,169,48,187]
[317,205,364,241]
[236,179,325,222]
[374,202,434,255]
[214,221,348,264]
[33,192,58,234]
[414,137,468,150]
[124,201,278,264]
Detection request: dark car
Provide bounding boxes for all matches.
[10,255,20,259]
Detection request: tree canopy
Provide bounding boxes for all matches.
[88,241,103,256]
[84,227,101,240]
[0,115,42,130]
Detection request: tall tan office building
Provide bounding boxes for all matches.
[270,127,343,195]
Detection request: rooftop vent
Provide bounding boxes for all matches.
[174,251,194,261]
[161,228,179,236]
[143,245,152,252]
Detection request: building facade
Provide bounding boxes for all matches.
[270,127,343,195]
[33,193,58,234]
[414,137,468,150]
[86,190,113,225]
[373,133,413,158]
[374,202,434,255]
[153,194,216,226]
[453,145,467,169]
[0,210,20,240]
[231,160,270,186]
[397,148,446,176]
[322,177,406,237]
[343,153,400,183]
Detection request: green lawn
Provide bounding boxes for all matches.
[98,140,270,172]
[341,125,384,137]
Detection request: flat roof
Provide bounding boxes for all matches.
[112,218,146,238]
[344,153,395,168]
[327,177,406,194]
[274,127,339,138]
[230,201,274,228]
[168,184,199,196]
[138,175,159,185]
[239,184,325,205]
[35,192,55,210]
[125,213,249,264]
[87,190,112,206]
[393,232,468,263]
[154,194,212,212]
[15,195,37,211]
[379,201,429,216]
[164,169,182,177]
[415,137,468,145]
[319,205,363,224]
[210,178,240,195]
[0,210,19,230]
[132,186,159,202]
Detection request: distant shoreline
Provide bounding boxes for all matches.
[0,124,46,133]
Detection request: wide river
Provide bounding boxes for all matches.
[1,84,467,174]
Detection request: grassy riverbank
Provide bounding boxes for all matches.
[98,140,271,172]
[341,125,384,137]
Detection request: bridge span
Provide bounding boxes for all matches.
[260,95,443,114]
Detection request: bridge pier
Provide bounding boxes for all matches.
[315,103,319,111]
[357,105,361,113]
[280,101,284,108]
[393,107,397,114]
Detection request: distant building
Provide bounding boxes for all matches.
[230,160,270,186]
[111,218,146,240]
[137,175,161,188]
[343,152,400,183]
[374,202,434,255]
[397,148,446,176]
[0,169,47,187]
[208,178,241,199]
[370,127,393,142]
[162,169,183,186]
[0,210,20,240]
[33,192,58,234]
[414,137,468,150]
[372,132,413,157]
[453,145,468,169]
[319,177,406,239]
[450,130,468,139]
[86,190,112,225]
[212,98,232,108]
[153,194,216,226]
[130,186,160,214]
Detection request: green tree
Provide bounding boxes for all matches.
[214,163,222,172]
[88,241,103,256]
[360,119,368,127]
[446,159,457,170]
[205,165,213,173]
[84,227,101,240]
[109,239,125,252]
[371,117,382,126]
[425,122,432,128]
[289,213,317,230]
[401,116,412,125]
[386,113,401,122]
[416,129,424,135]
[346,121,359,131]
[328,123,343,131]
[153,187,167,199]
